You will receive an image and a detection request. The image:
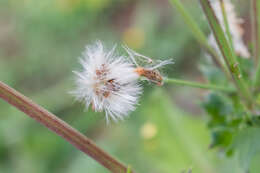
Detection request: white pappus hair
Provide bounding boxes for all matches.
[72,41,142,122]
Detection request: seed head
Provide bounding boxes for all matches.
[72,41,142,122]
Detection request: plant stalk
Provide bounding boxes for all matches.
[220,0,234,50]
[251,0,259,63]
[255,63,260,90]
[0,81,133,173]
[169,0,230,78]
[164,78,234,92]
[253,0,260,89]
[199,0,254,106]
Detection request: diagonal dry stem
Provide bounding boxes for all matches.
[0,81,133,173]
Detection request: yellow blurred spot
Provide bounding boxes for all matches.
[140,122,157,140]
[122,27,145,49]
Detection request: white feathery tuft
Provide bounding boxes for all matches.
[122,44,174,70]
[122,45,173,86]
[71,41,142,123]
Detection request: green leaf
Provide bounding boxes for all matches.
[251,116,260,127]
[210,128,233,149]
[202,92,245,150]
[203,93,233,125]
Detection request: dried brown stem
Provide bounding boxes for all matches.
[0,81,133,173]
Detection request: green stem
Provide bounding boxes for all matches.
[169,0,230,78]
[220,0,234,50]
[164,78,234,92]
[255,64,260,90]
[0,81,134,173]
[199,0,254,106]
[253,0,260,89]
[251,0,259,63]
[127,166,131,173]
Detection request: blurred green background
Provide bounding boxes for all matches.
[0,0,252,172]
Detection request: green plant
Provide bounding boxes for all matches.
[170,0,260,172]
[1,0,260,172]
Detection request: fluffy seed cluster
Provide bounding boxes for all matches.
[208,0,250,58]
[72,41,172,123]
[72,41,142,122]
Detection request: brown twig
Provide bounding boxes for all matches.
[0,81,133,173]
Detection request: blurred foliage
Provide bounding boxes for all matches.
[233,127,260,171]
[0,0,259,173]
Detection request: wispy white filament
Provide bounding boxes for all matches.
[209,0,250,58]
[123,44,173,70]
[72,41,142,122]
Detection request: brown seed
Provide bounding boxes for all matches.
[134,67,163,86]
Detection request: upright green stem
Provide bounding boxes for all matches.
[255,64,260,90]
[0,81,133,173]
[251,0,259,63]
[253,0,260,89]
[199,0,254,106]
[169,0,230,78]
[164,78,234,92]
[220,0,234,50]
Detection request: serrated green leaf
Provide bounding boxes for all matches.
[203,93,233,124]
[210,129,233,149]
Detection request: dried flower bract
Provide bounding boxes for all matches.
[123,45,173,86]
